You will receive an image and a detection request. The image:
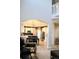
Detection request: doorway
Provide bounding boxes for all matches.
[20,19,48,47]
[52,19,59,49]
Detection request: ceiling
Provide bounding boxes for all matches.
[21,20,48,27]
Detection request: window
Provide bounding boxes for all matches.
[52,0,59,5]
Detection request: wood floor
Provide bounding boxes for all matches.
[37,46,50,59]
[32,40,50,59]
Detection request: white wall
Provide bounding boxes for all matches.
[20,0,52,23]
